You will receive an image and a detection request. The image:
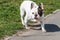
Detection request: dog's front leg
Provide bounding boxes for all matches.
[24,15,30,29]
[41,14,46,32]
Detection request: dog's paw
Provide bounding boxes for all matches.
[26,27,30,29]
[42,29,46,32]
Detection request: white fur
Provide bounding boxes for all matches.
[20,1,46,32]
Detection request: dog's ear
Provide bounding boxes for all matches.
[31,3,34,9]
[38,3,43,9]
[38,3,44,17]
[38,3,43,10]
[40,3,44,9]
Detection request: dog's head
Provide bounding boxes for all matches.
[31,3,44,19]
[31,8,38,19]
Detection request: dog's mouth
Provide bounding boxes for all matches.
[34,17,38,19]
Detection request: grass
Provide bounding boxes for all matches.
[0,0,60,38]
[0,0,23,38]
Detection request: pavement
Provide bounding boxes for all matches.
[4,10,60,40]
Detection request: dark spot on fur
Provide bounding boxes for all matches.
[31,3,34,9]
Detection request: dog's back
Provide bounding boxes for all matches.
[20,1,32,11]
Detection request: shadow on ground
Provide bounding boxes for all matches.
[45,24,60,32]
[28,24,60,32]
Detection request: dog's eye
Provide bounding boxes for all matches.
[32,12,34,14]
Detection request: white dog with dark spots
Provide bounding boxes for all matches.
[20,0,46,32]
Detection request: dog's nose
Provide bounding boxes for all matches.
[35,14,37,17]
[34,14,38,19]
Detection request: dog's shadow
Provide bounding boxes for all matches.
[45,24,60,32]
[28,24,60,32]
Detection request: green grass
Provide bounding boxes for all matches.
[0,0,23,38]
[0,0,60,38]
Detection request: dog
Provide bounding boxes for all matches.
[20,0,46,32]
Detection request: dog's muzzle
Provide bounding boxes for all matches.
[34,14,38,19]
